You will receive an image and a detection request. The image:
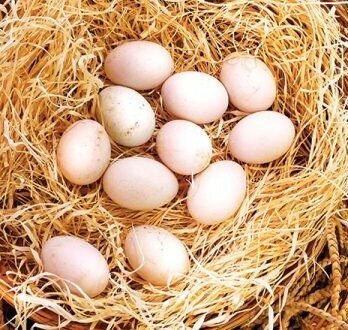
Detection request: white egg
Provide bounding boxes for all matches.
[57,119,111,185]
[229,111,295,164]
[161,71,229,124]
[124,225,190,286]
[220,55,276,113]
[102,157,179,210]
[41,236,109,297]
[99,86,155,147]
[156,120,212,175]
[187,161,246,225]
[104,41,174,90]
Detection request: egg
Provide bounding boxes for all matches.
[161,71,229,124]
[41,236,109,297]
[229,111,295,164]
[156,120,212,175]
[187,161,246,225]
[103,157,178,210]
[124,225,190,286]
[98,86,155,147]
[57,119,111,185]
[220,55,276,113]
[104,40,174,90]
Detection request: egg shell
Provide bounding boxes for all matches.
[156,120,212,175]
[220,55,276,113]
[124,225,190,286]
[57,119,111,185]
[187,161,246,225]
[102,157,179,210]
[98,86,155,147]
[104,41,174,90]
[229,111,295,164]
[41,236,109,297]
[161,71,229,124]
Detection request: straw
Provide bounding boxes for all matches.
[0,0,347,328]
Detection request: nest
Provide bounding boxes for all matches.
[0,0,347,329]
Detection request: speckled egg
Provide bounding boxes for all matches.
[98,86,155,147]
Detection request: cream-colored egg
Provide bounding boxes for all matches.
[229,111,295,164]
[220,55,276,113]
[102,157,178,210]
[187,161,246,225]
[98,86,155,147]
[104,41,174,90]
[124,225,190,286]
[41,236,109,297]
[161,71,229,124]
[156,120,212,175]
[57,119,111,185]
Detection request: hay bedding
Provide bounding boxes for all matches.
[0,0,347,328]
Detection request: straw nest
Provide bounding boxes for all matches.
[0,0,347,329]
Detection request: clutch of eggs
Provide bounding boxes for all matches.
[50,40,298,293]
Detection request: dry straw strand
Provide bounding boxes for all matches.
[0,0,347,329]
